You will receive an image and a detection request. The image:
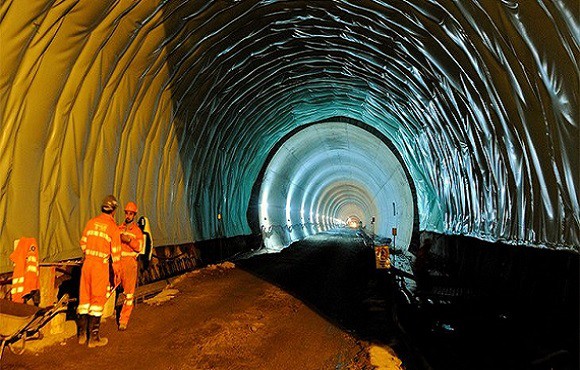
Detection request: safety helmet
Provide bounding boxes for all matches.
[101,195,118,212]
[125,201,138,214]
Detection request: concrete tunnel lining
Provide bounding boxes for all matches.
[0,1,578,272]
[255,120,416,252]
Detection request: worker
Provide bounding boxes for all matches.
[76,195,122,348]
[117,201,144,331]
[137,215,153,269]
[10,237,40,304]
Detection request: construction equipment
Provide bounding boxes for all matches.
[0,294,72,360]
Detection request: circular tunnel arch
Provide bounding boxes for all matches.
[248,116,420,252]
[1,1,577,273]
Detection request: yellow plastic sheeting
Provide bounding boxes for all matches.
[0,0,193,272]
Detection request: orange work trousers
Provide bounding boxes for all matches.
[78,257,109,317]
[119,257,138,325]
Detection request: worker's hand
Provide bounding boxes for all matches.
[120,233,131,243]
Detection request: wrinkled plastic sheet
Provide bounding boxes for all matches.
[0,0,577,272]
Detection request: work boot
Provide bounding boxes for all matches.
[76,314,88,345]
[87,316,108,348]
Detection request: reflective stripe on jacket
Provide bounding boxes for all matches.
[81,213,122,263]
[9,237,40,302]
[119,222,144,258]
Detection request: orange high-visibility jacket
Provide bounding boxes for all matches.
[119,222,144,258]
[10,237,40,303]
[80,213,122,263]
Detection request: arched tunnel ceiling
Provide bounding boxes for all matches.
[0,1,578,271]
[257,122,414,251]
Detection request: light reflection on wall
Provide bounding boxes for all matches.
[258,122,414,251]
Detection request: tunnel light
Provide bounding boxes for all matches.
[259,200,269,229]
[285,192,293,226]
[260,201,268,217]
[285,206,292,227]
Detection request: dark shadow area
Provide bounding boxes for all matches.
[236,228,423,370]
[56,265,81,321]
[195,234,263,267]
[237,229,579,370]
[398,233,580,370]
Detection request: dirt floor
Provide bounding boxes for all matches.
[4,229,576,370]
[1,239,404,370]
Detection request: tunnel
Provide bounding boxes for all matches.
[1,1,578,368]
[251,119,417,252]
[1,1,577,273]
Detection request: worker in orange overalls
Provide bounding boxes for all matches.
[117,201,144,331]
[76,195,122,348]
[10,237,40,304]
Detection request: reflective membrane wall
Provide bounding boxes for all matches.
[0,1,578,272]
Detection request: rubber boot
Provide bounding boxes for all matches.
[76,314,88,345]
[87,316,108,348]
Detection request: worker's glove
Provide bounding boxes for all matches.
[120,233,132,243]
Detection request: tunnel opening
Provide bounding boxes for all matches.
[346,215,362,229]
[247,117,420,253]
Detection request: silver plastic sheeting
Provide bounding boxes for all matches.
[0,1,578,272]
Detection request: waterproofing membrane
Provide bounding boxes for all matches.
[0,1,578,272]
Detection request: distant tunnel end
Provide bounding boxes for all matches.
[249,119,419,252]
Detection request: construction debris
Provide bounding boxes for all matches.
[143,288,179,306]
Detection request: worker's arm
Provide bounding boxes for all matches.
[80,223,91,252]
[128,232,143,253]
[120,228,143,253]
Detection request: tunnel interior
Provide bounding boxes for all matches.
[0,1,578,275]
[254,120,416,252]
